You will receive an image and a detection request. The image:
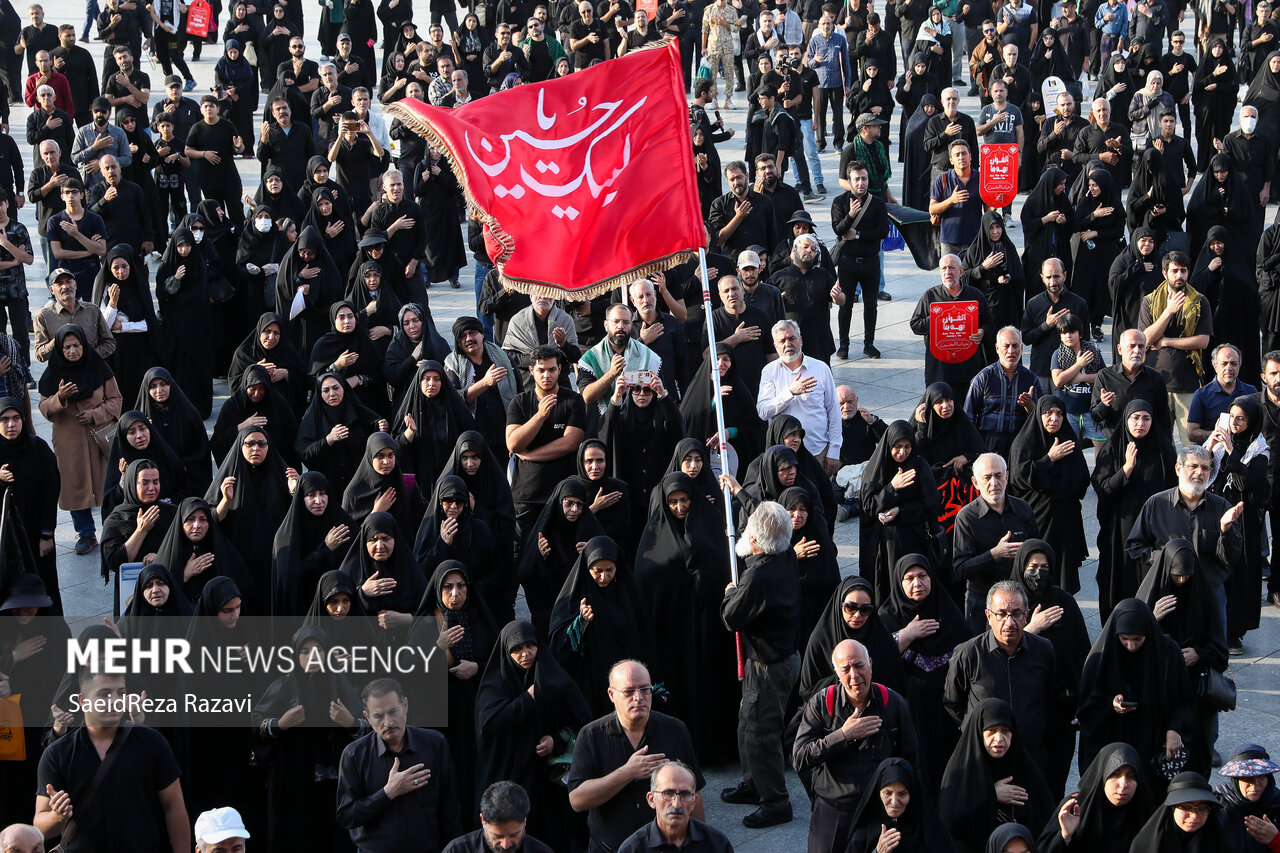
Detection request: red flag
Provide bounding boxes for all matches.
[385,41,703,298]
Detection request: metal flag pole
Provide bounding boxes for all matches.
[698,247,745,679]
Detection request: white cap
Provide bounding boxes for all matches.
[737,249,761,269]
[195,808,250,846]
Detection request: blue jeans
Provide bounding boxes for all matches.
[797,117,824,191]
[70,507,96,537]
[474,260,494,340]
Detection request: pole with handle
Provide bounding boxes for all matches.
[698,247,745,679]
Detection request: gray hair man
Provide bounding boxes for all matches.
[756,320,842,472]
[720,501,802,828]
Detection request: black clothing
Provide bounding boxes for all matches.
[847,757,956,853]
[36,724,182,853]
[1125,488,1243,592]
[565,710,704,851]
[272,471,355,617]
[296,371,385,486]
[336,727,463,853]
[1090,363,1172,437]
[909,283,994,393]
[938,698,1054,852]
[505,388,586,505]
[950,494,1038,628]
[709,189,778,255]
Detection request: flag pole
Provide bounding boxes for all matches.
[699,247,745,680]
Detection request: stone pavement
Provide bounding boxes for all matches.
[15,5,1280,848]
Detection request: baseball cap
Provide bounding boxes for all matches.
[195,808,251,845]
[164,74,183,87]
[337,32,352,41]
[856,112,888,129]
[91,96,111,112]
[737,249,761,269]
[50,268,74,281]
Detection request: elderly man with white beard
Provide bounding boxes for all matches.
[768,234,843,364]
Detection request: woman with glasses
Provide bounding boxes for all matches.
[1129,772,1230,852]
[208,425,298,612]
[799,575,904,701]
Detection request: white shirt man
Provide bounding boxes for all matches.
[756,319,841,470]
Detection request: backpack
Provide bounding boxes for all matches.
[824,682,890,716]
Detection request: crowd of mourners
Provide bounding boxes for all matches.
[0,0,1279,850]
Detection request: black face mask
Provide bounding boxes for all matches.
[1023,568,1051,593]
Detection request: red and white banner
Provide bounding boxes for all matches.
[928,300,980,363]
[386,41,703,298]
[979,143,1019,208]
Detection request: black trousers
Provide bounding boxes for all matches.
[816,87,844,147]
[837,253,880,346]
[0,296,30,362]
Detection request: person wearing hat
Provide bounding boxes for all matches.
[1130,771,1230,851]
[70,96,131,186]
[1216,744,1280,852]
[831,159,889,359]
[194,807,250,853]
[444,315,519,459]
[150,74,201,209]
[738,248,785,326]
[334,33,374,92]
[769,209,836,280]
[768,232,843,364]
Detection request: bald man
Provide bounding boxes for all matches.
[793,639,917,853]
[0,825,44,853]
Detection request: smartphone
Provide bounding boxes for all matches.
[1119,700,1138,710]
[623,369,653,387]
[1215,412,1231,433]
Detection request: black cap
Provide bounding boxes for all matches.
[91,96,111,112]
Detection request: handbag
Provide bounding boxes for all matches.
[1200,667,1237,712]
[48,723,133,853]
[90,419,117,456]
[208,275,235,304]
[0,694,24,761]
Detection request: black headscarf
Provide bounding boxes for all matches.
[515,477,604,628]
[862,419,931,508]
[939,698,1054,847]
[253,624,364,730]
[392,360,476,481]
[154,496,254,607]
[92,243,159,328]
[98,457,178,582]
[1020,167,1072,275]
[307,299,380,380]
[1009,395,1090,505]
[987,823,1039,853]
[1135,538,1228,672]
[962,210,1026,304]
[1127,148,1183,236]
[848,757,957,853]
[547,535,649,713]
[799,574,905,697]
[1038,741,1153,853]
[438,430,516,549]
[302,568,373,649]
[295,370,384,484]
[135,366,211,491]
[340,511,427,618]
[1092,398,1177,517]
[227,312,309,407]
[116,563,194,641]
[275,224,346,352]
[877,552,970,657]
[273,471,355,618]
[184,575,253,650]
[412,559,500,671]
[103,410,188,510]
[678,342,764,469]
[912,381,984,474]
[37,325,114,402]
[1129,772,1229,853]
[213,363,299,467]
[302,186,356,274]
[340,431,415,532]
[574,437,631,545]
[475,620,592,792]
[384,301,451,396]
[204,426,293,593]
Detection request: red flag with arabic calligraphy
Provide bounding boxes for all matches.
[979,143,1019,208]
[385,41,703,298]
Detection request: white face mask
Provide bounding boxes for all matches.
[1242,115,1259,134]
[192,230,205,243]
[255,217,272,232]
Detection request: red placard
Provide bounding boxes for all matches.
[979,143,1019,208]
[929,300,980,363]
[185,0,212,37]
[636,0,660,20]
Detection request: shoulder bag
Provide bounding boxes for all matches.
[49,723,134,853]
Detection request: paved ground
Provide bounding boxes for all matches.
[14,4,1280,847]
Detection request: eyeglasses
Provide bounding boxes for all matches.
[842,603,875,615]
[653,789,697,803]
[242,439,269,449]
[988,609,1027,623]
[562,499,586,509]
[614,685,653,698]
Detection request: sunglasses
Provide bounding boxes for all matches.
[842,602,875,615]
